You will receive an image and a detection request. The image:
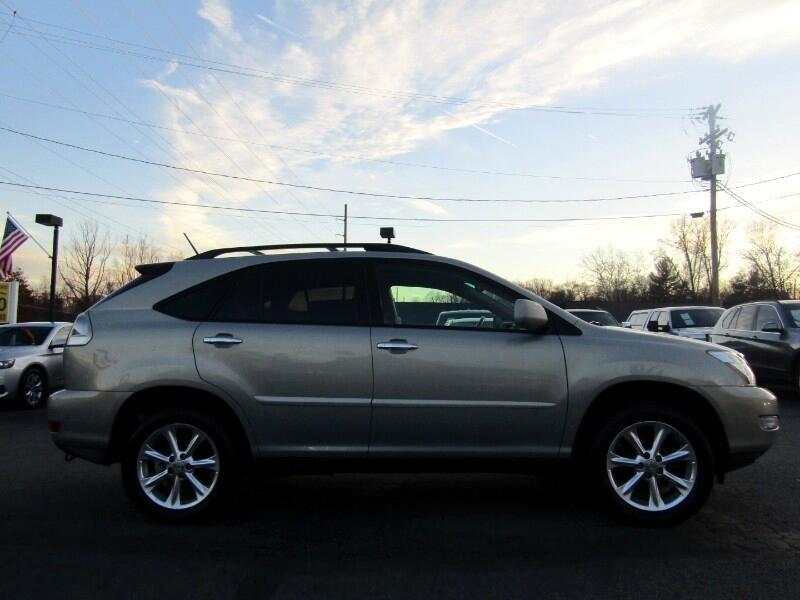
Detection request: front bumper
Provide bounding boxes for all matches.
[0,368,18,401]
[698,385,779,471]
[47,389,129,464]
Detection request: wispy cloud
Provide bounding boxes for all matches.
[148,0,800,246]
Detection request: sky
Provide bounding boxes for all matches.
[1,0,799,289]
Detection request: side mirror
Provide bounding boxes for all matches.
[761,321,784,334]
[514,299,549,332]
[621,321,632,328]
[50,340,66,349]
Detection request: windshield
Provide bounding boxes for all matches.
[670,308,724,328]
[571,311,620,326]
[0,326,52,347]
[784,303,800,327]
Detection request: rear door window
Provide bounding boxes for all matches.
[261,260,369,326]
[755,305,781,331]
[733,305,758,331]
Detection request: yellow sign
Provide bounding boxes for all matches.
[0,281,18,324]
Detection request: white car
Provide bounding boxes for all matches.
[637,306,724,341]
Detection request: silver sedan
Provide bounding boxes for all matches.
[0,322,72,409]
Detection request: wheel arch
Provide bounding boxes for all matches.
[571,381,731,474]
[109,385,254,464]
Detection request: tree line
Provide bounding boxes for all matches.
[2,217,798,321]
[2,222,180,319]
[517,218,799,307]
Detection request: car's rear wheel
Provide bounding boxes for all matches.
[121,409,239,521]
[591,404,714,526]
[19,368,47,409]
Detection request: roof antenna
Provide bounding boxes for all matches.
[183,232,199,255]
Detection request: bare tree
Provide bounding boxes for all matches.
[518,277,554,298]
[659,216,732,301]
[60,221,113,312]
[581,246,646,302]
[741,222,799,297]
[110,235,163,289]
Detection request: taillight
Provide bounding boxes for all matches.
[66,312,93,347]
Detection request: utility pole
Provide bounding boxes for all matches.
[343,204,348,245]
[707,106,720,306]
[689,104,731,306]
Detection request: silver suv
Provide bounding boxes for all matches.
[48,243,778,525]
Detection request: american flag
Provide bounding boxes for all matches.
[0,215,29,278]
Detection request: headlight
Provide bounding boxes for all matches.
[66,312,93,347]
[708,350,755,385]
[0,359,15,369]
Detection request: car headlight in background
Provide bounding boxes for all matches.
[66,312,93,347]
[708,350,756,385]
[0,359,15,369]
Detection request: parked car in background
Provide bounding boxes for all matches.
[622,310,649,329]
[0,322,72,409]
[48,243,778,525]
[640,306,724,341]
[567,309,620,326]
[709,300,800,394]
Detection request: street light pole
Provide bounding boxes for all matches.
[35,214,63,322]
[49,225,59,322]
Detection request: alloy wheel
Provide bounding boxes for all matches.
[606,420,697,512]
[136,423,220,510]
[23,371,44,408]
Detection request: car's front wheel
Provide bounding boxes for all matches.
[19,368,47,409]
[592,404,714,526]
[121,409,239,521]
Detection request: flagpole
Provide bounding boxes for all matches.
[6,212,51,258]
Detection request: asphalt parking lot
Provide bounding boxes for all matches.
[1,399,798,600]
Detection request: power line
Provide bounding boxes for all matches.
[1,20,285,244]
[719,185,800,232]
[0,124,712,204]
[0,91,692,184]
[0,180,697,223]
[0,8,700,118]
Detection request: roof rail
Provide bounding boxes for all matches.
[187,242,429,260]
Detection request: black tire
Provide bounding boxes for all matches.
[590,402,715,526]
[18,367,47,409]
[121,408,240,522]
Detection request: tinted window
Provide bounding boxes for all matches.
[784,303,800,327]
[0,326,52,346]
[261,260,368,325]
[374,261,521,330]
[670,308,723,328]
[734,305,758,331]
[156,271,234,321]
[721,307,739,329]
[755,305,781,331]
[212,266,261,322]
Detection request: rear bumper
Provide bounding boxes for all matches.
[698,385,779,472]
[47,389,129,464]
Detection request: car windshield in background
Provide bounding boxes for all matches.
[784,303,800,327]
[670,309,724,328]
[572,311,620,326]
[0,326,52,346]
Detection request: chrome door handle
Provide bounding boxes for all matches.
[203,336,243,345]
[376,340,418,352]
